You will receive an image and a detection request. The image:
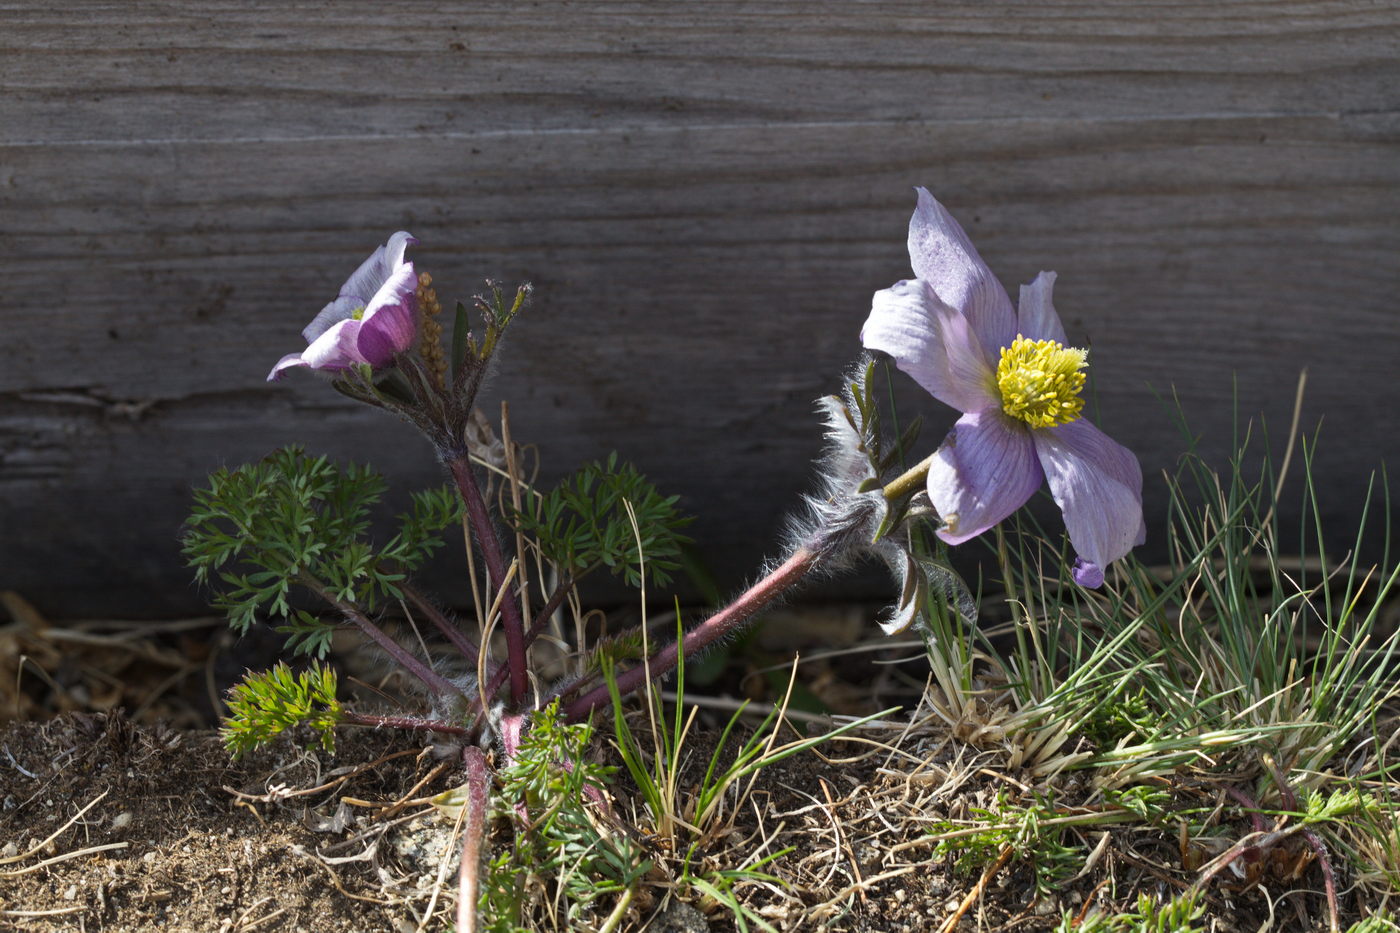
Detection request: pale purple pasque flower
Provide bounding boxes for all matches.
[861,189,1144,587]
[268,232,419,381]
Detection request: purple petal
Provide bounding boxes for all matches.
[267,352,308,382]
[927,410,1043,545]
[1032,418,1144,586]
[862,280,998,414]
[906,188,1016,365]
[338,231,418,303]
[300,318,366,371]
[1071,558,1104,588]
[355,262,418,366]
[1017,271,1068,346]
[302,296,361,344]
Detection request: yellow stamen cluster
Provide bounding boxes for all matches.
[416,271,447,390]
[995,335,1088,428]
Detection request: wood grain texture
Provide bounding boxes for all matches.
[2,2,1398,617]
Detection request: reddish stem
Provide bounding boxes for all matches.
[456,746,491,933]
[304,578,465,699]
[561,547,818,721]
[447,453,529,706]
[479,577,577,707]
[403,583,481,664]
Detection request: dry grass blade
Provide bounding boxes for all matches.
[0,842,129,878]
[0,788,109,866]
[0,906,89,918]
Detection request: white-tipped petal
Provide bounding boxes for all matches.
[383,231,417,269]
[300,318,365,371]
[338,231,415,303]
[267,353,308,382]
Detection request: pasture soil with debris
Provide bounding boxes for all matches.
[0,600,1387,932]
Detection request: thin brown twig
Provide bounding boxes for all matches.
[938,844,1014,933]
[376,760,454,820]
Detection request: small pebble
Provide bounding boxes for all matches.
[63,884,77,901]
[110,812,133,831]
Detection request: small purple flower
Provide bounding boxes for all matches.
[268,232,420,381]
[862,189,1145,587]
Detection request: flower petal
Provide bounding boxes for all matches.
[1017,271,1068,346]
[1032,418,1144,586]
[862,280,998,414]
[355,262,418,366]
[906,188,1016,363]
[302,296,361,344]
[300,318,366,371]
[927,410,1043,545]
[338,231,418,303]
[382,231,417,269]
[267,352,308,382]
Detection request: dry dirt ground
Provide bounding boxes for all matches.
[0,597,1388,932]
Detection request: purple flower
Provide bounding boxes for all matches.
[861,189,1144,587]
[268,232,420,381]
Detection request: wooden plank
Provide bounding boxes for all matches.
[5,2,1398,142]
[1,2,1397,617]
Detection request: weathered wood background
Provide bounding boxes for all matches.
[3,2,1398,618]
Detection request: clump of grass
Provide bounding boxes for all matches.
[605,616,893,932]
[908,390,1400,924]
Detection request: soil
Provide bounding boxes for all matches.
[1,598,1389,932]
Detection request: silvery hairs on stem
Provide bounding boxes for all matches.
[789,354,976,637]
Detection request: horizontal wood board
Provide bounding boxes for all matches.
[2,2,1398,617]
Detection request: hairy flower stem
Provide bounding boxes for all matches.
[302,577,467,700]
[882,452,936,503]
[561,546,819,722]
[403,584,481,666]
[339,711,470,736]
[447,453,529,706]
[478,577,578,707]
[455,746,491,933]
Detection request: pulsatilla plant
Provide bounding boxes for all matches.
[189,199,1146,753]
[185,200,1146,927]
